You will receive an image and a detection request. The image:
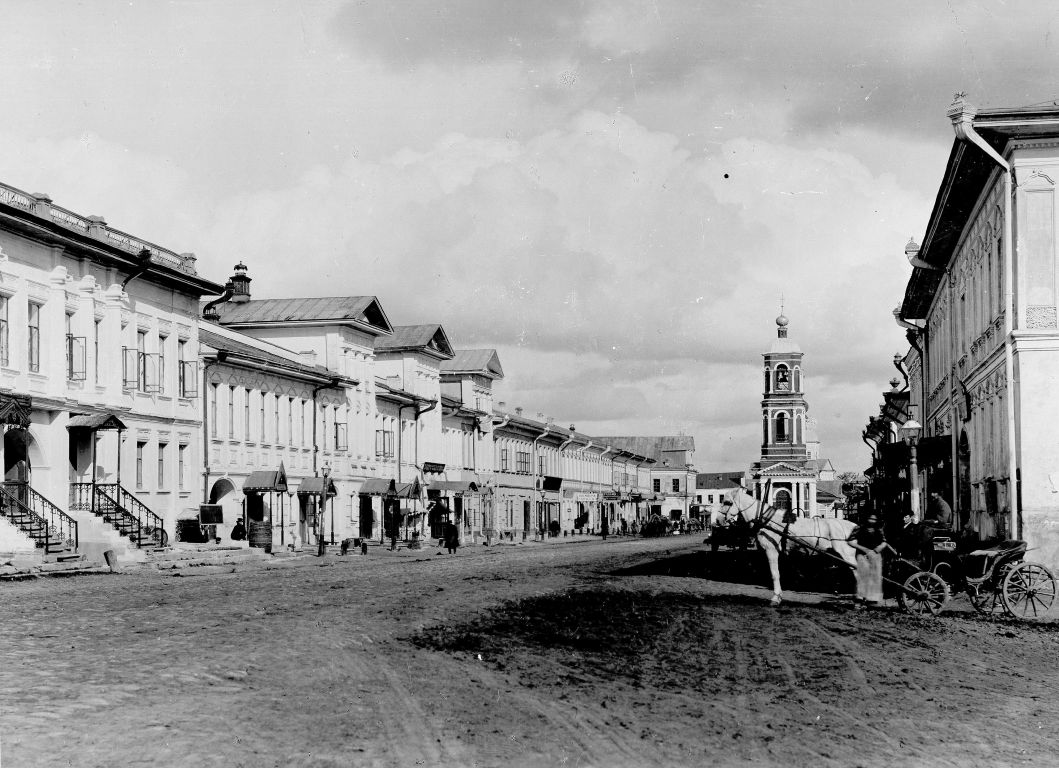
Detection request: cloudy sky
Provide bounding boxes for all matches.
[2,1,1057,472]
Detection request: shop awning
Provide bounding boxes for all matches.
[394,479,422,499]
[297,477,337,497]
[359,478,395,496]
[429,480,479,495]
[244,466,288,493]
[541,476,563,492]
[67,412,126,431]
[359,478,422,498]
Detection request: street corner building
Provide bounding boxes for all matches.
[0,183,223,565]
[887,96,1059,570]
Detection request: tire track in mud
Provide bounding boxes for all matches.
[783,614,987,767]
[464,663,650,768]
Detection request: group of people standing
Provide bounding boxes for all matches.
[846,492,954,609]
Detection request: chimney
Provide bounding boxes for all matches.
[230,262,252,303]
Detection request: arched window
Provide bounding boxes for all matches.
[775,365,790,391]
[764,367,771,394]
[775,412,788,442]
[774,489,792,513]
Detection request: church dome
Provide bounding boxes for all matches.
[776,313,789,328]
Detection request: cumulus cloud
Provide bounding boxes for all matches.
[2,2,1057,472]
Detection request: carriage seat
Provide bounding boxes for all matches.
[968,539,1026,558]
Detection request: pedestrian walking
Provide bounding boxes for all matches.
[847,513,887,608]
[443,520,459,554]
[601,517,609,540]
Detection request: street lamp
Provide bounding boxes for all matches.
[899,418,922,521]
[318,462,331,557]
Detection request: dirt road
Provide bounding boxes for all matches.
[1,537,1056,767]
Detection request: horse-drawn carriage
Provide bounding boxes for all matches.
[893,531,1057,618]
[722,485,1057,619]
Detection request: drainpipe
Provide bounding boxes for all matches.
[201,352,228,503]
[557,434,577,531]
[531,425,553,536]
[311,379,341,477]
[201,281,235,322]
[413,397,439,536]
[598,445,613,529]
[949,99,1018,537]
[120,248,154,292]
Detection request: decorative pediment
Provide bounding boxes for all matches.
[758,461,813,477]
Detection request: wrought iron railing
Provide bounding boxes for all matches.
[95,483,167,548]
[0,482,78,552]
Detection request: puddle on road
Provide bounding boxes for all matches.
[613,547,857,595]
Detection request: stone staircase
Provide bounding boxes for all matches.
[0,482,81,560]
[71,483,167,549]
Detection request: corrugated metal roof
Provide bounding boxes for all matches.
[600,436,697,461]
[696,471,746,489]
[199,328,335,379]
[442,349,504,378]
[214,296,392,332]
[375,324,454,358]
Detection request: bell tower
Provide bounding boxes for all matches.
[753,311,817,517]
[760,312,808,464]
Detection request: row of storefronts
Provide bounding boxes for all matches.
[0,179,698,562]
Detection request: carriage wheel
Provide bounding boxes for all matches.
[899,572,949,616]
[1000,562,1057,619]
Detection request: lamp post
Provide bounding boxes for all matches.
[899,418,922,521]
[318,462,331,557]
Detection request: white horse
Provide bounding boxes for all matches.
[724,487,858,605]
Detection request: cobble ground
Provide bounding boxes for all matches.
[1,536,1057,767]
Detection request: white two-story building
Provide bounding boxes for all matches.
[0,182,222,562]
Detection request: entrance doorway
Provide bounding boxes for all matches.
[4,428,33,504]
[774,489,792,516]
[359,495,374,539]
[958,431,971,528]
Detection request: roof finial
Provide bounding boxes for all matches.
[775,296,789,337]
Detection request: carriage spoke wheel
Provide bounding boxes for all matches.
[1000,562,1057,620]
[899,572,949,616]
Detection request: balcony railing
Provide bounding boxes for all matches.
[0,180,199,275]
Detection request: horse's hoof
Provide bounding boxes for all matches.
[770,596,782,606]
